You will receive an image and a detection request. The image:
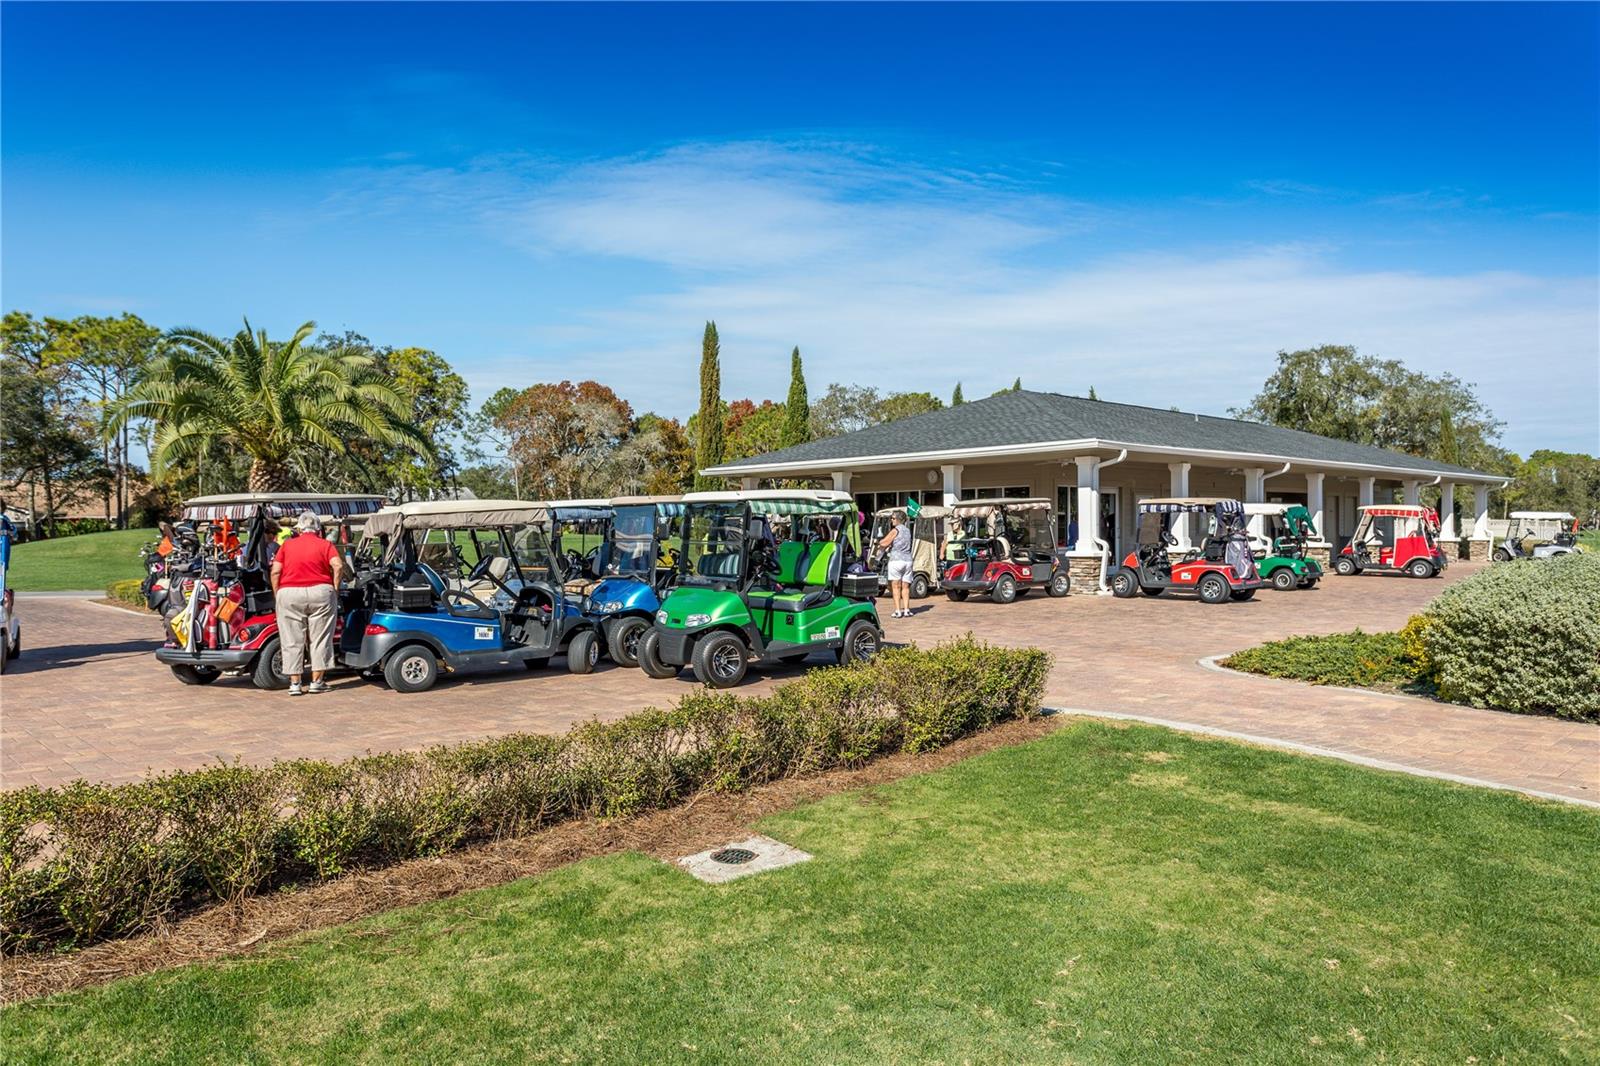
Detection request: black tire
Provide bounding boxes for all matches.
[910,573,930,600]
[638,629,681,679]
[251,639,289,690]
[1334,556,1360,576]
[692,630,749,689]
[1491,547,1511,563]
[1230,588,1257,601]
[946,590,969,602]
[1139,586,1164,597]
[1407,559,1435,579]
[991,574,1018,605]
[606,617,650,668]
[837,618,882,666]
[383,645,439,693]
[1271,568,1298,591]
[1198,573,1230,604]
[6,629,17,659]
[1110,570,1139,598]
[171,663,221,686]
[566,629,601,674]
[1046,571,1071,597]
[1301,577,1319,590]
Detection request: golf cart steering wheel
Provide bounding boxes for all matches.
[1162,531,1179,547]
[467,556,496,583]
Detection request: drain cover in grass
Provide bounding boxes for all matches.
[677,835,812,884]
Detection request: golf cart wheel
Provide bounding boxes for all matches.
[1491,547,1511,563]
[1230,588,1257,602]
[251,639,289,690]
[991,574,1018,605]
[1301,577,1319,590]
[384,645,439,693]
[1407,559,1435,579]
[910,573,930,600]
[837,619,882,666]
[638,630,680,679]
[1110,571,1138,598]
[1047,571,1071,598]
[1139,586,1164,597]
[170,664,221,686]
[945,590,969,602]
[1197,573,1230,604]
[606,617,650,668]
[567,629,601,675]
[6,629,18,660]
[1271,568,1298,592]
[1334,556,1360,576]
[692,631,749,689]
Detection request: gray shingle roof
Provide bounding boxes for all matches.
[708,389,1500,479]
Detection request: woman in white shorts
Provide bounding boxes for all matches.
[876,510,915,618]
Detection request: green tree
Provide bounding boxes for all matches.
[812,384,945,439]
[56,314,162,527]
[951,382,964,406]
[781,347,810,449]
[692,322,724,490]
[111,319,430,492]
[875,391,943,423]
[634,413,694,494]
[727,399,788,461]
[1505,451,1600,524]
[1088,385,1099,401]
[377,346,469,498]
[1234,345,1504,469]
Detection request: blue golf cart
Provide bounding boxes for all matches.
[343,500,604,692]
[581,495,684,667]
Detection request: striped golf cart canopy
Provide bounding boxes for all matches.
[1139,497,1245,515]
[180,493,389,522]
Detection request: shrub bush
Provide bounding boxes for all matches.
[107,579,146,609]
[1419,553,1600,721]
[1221,630,1424,689]
[0,637,1050,954]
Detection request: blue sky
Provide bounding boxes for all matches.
[4,2,1596,454]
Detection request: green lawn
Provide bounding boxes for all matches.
[6,528,156,591]
[5,722,1596,1064]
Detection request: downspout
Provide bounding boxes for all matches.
[1091,449,1128,592]
[1260,461,1293,485]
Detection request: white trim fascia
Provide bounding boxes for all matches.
[703,437,1510,485]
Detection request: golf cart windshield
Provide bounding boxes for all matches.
[681,503,755,584]
[606,503,682,576]
[1001,507,1053,551]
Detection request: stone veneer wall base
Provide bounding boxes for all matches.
[1067,555,1105,593]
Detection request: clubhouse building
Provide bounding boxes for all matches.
[702,389,1510,579]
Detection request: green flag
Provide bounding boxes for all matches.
[905,497,922,518]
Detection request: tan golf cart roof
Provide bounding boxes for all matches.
[364,499,550,536]
[873,504,952,518]
[948,497,1052,513]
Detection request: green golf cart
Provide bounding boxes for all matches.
[1243,503,1323,591]
[638,490,882,688]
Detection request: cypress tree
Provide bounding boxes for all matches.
[1011,377,1022,391]
[692,322,724,490]
[1438,409,1460,465]
[951,382,964,405]
[781,346,810,448]
[1088,385,1099,401]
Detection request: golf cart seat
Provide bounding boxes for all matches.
[460,555,511,598]
[750,540,839,612]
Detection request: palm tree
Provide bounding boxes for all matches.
[111,319,430,491]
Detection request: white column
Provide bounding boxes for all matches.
[1403,480,1421,506]
[1305,472,1327,543]
[1358,477,1375,507]
[1242,467,1266,502]
[830,470,852,493]
[1074,456,1100,553]
[1438,481,1458,540]
[1472,485,1491,541]
[1167,462,1192,549]
[739,476,759,491]
[940,464,963,507]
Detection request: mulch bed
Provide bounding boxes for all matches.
[1,714,1066,1004]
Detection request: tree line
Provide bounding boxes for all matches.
[4,312,1594,536]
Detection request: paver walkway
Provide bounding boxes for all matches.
[2,565,1595,804]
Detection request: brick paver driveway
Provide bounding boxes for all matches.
[3,564,1595,804]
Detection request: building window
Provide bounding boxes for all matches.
[959,485,1030,501]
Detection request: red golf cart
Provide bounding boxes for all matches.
[154,493,388,687]
[940,498,1071,603]
[1110,498,1265,603]
[1334,504,1446,578]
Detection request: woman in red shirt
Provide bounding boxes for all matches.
[270,511,347,694]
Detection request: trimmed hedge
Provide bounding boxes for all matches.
[1221,629,1426,690]
[1418,553,1600,721]
[106,579,146,609]
[0,637,1050,954]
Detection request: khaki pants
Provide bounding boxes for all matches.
[276,583,337,674]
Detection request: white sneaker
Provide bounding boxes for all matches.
[288,682,304,696]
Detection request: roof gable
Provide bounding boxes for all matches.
[709,389,1499,480]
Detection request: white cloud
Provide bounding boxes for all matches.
[348,140,1600,453]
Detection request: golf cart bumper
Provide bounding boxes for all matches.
[339,631,420,671]
[652,627,697,666]
[155,647,256,669]
[938,576,996,593]
[1233,576,1267,591]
